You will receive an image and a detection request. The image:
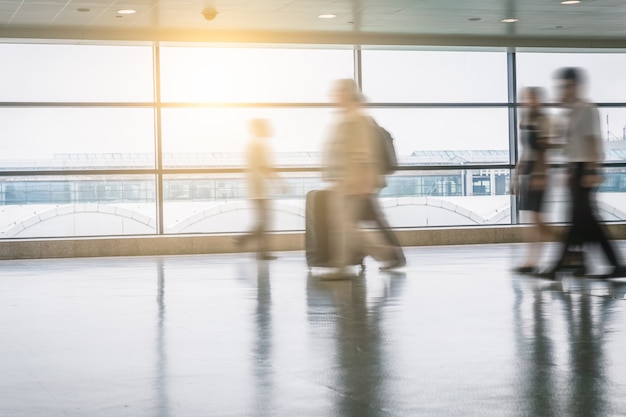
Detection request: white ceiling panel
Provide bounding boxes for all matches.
[0,0,622,45]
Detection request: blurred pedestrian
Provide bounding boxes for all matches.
[234,118,285,260]
[511,87,556,273]
[322,79,401,277]
[537,68,626,279]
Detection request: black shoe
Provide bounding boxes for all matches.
[512,265,536,274]
[561,262,587,276]
[535,269,559,280]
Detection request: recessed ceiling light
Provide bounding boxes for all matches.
[561,0,581,4]
[318,14,337,19]
[501,18,519,23]
[117,9,136,15]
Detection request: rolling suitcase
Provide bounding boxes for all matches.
[305,190,365,270]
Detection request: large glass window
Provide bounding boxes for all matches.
[601,108,626,162]
[369,108,510,163]
[161,107,334,167]
[361,50,508,103]
[375,169,512,228]
[516,52,626,228]
[159,47,354,103]
[0,175,156,238]
[516,52,626,103]
[1,41,625,239]
[162,173,323,234]
[0,108,156,169]
[0,44,154,102]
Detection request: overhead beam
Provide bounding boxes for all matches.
[1,28,626,49]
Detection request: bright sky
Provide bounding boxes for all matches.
[0,45,625,162]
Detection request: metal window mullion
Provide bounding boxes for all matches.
[507,50,519,225]
[153,42,165,235]
[354,46,362,90]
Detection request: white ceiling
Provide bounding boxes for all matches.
[0,0,624,46]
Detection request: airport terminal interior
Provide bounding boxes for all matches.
[1,0,626,416]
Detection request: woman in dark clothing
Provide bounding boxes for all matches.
[512,87,556,273]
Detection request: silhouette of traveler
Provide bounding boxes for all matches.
[511,87,556,274]
[235,118,285,260]
[322,79,400,277]
[537,68,626,279]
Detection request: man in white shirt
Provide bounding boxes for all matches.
[538,67,625,279]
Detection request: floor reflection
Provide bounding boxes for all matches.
[512,275,626,417]
[306,271,407,417]
[252,260,274,417]
[3,245,626,417]
[155,257,170,417]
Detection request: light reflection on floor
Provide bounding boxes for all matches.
[0,243,625,417]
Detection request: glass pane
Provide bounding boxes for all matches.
[163,172,325,234]
[159,47,354,103]
[0,44,154,102]
[595,167,626,223]
[162,168,517,234]
[161,107,334,168]
[516,52,626,103]
[378,169,512,227]
[602,108,626,161]
[521,166,626,224]
[0,108,156,170]
[515,166,626,225]
[0,175,156,238]
[361,50,508,103]
[368,108,510,163]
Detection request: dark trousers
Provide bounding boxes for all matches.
[553,162,620,270]
[359,196,405,261]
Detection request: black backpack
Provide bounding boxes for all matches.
[372,119,398,175]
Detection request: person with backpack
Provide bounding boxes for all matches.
[321,79,404,277]
[365,118,406,270]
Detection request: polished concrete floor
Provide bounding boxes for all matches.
[1,243,626,417]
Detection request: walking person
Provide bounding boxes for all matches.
[322,79,401,277]
[511,87,557,274]
[234,118,285,260]
[537,68,626,279]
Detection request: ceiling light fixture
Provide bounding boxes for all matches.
[501,18,519,23]
[76,8,90,12]
[318,14,337,19]
[561,0,581,4]
[117,9,137,15]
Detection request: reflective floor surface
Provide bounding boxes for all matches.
[1,243,626,417]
